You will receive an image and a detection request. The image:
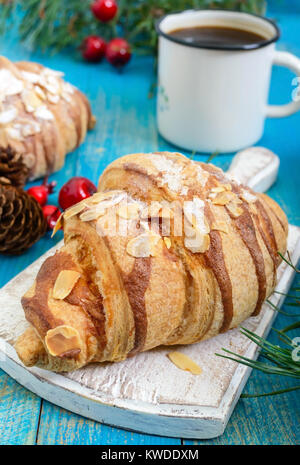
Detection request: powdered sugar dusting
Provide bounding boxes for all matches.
[0,69,24,97]
[194,163,210,187]
[147,154,184,193]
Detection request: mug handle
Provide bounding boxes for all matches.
[266,51,300,118]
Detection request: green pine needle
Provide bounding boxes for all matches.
[266,298,300,317]
[206,151,219,163]
[241,385,300,398]
[278,251,300,274]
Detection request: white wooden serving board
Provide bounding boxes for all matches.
[0,149,299,439]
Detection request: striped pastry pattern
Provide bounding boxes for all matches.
[15,152,288,372]
[0,56,95,180]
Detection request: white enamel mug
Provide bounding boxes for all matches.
[156,9,300,153]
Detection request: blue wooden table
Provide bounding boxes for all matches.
[0,2,299,445]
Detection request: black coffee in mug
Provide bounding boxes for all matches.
[156,9,300,152]
[168,25,266,47]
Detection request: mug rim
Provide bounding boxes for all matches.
[155,8,280,51]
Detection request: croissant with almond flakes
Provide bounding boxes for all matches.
[0,56,95,180]
[15,152,288,372]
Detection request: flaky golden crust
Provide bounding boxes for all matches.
[16,152,288,372]
[0,56,95,180]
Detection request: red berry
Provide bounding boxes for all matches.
[81,35,107,62]
[91,0,118,22]
[27,177,56,206]
[106,38,131,68]
[42,205,62,230]
[59,177,97,210]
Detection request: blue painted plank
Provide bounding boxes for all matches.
[36,401,180,445]
[0,370,41,445]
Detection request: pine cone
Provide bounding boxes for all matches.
[0,146,29,189]
[0,184,47,255]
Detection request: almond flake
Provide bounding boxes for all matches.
[126,232,161,258]
[99,194,127,211]
[167,351,202,375]
[212,190,237,206]
[211,221,229,234]
[90,190,125,202]
[226,201,243,218]
[210,186,225,194]
[89,193,127,214]
[0,107,17,125]
[34,86,46,100]
[21,71,40,84]
[139,220,150,232]
[51,213,63,237]
[0,70,24,96]
[53,270,81,300]
[88,193,108,203]
[184,198,209,236]
[43,68,64,78]
[117,203,141,220]
[164,237,172,249]
[80,206,106,222]
[185,232,210,253]
[64,201,88,220]
[22,90,42,113]
[45,325,81,358]
[47,93,60,104]
[43,82,60,95]
[5,126,22,140]
[241,189,257,203]
[34,105,54,120]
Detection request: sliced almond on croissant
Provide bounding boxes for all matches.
[64,200,88,220]
[167,351,202,375]
[126,232,161,258]
[22,89,42,113]
[211,190,237,206]
[185,232,210,253]
[164,237,171,249]
[53,270,81,300]
[226,201,244,218]
[45,325,81,358]
[51,212,63,237]
[210,185,226,194]
[241,189,257,203]
[211,220,229,234]
[89,190,125,203]
[80,206,106,222]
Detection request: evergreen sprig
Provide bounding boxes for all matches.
[216,253,300,397]
[0,0,266,54]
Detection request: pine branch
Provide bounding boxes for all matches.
[0,0,267,54]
